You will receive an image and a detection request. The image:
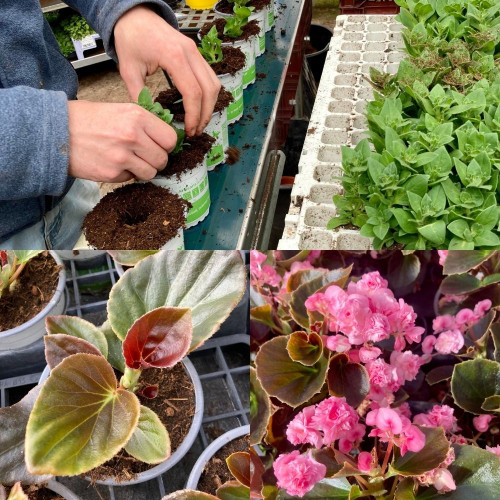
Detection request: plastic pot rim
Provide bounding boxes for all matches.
[0,251,66,339]
[185,424,250,490]
[304,23,333,59]
[214,0,267,15]
[39,357,204,486]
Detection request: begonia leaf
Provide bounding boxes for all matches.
[45,316,108,358]
[250,448,266,497]
[277,478,351,499]
[425,365,454,385]
[394,477,416,499]
[123,307,192,369]
[217,481,251,500]
[481,395,500,412]
[124,405,170,463]
[108,250,158,266]
[108,251,246,350]
[255,336,329,407]
[327,353,369,408]
[44,333,102,370]
[286,270,328,293]
[442,251,495,275]
[226,452,250,487]
[287,331,323,366]
[25,353,140,476]
[440,274,482,295]
[250,367,272,446]
[100,320,126,372]
[3,483,28,500]
[451,358,500,414]
[391,426,449,476]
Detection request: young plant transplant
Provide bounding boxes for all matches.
[198,26,224,65]
[0,251,41,298]
[223,5,254,38]
[328,0,500,249]
[0,251,246,481]
[249,250,500,499]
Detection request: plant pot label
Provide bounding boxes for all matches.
[249,10,266,56]
[204,111,229,170]
[218,70,244,124]
[267,3,275,30]
[241,38,257,88]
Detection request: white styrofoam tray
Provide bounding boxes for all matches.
[278,15,405,249]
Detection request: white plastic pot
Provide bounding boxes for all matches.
[39,357,204,486]
[265,0,275,31]
[152,163,210,228]
[185,425,250,490]
[224,37,257,89]
[46,479,80,500]
[0,252,66,351]
[217,69,244,124]
[174,111,229,170]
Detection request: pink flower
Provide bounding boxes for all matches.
[363,313,392,343]
[422,335,437,354]
[390,350,422,385]
[433,315,455,333]
[273,451,326,498]
[474,299,492,318]
[357,451,373,473]
[455,308,475,328]
[325,335,351,353]
[287,407,323,449]
[250,250,266,269]
[397,423,426,455]
[438,251,448,266]
[387,299,425,351]
[337,293,371,343]
[413,405,458,433]
[347,271,388,296]
[433,469,456,493]
[305,285,347,326]
[367,358,399,402]
[359,346,382,363]
[473,414,493,433]
[250,251,282,288]
[449,434,467,445]
[367,408,403,436]
[312,397,359,446]
[486,445,500,457]
[434,329,464,354]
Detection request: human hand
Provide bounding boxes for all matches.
[114,5,221,136]
[67,100,177,182]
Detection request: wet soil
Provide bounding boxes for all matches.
[200,18,260,43]
[211,46,246,76]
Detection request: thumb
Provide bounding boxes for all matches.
[119,62,147,101]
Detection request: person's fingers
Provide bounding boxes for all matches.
[108,170,135,183]
[133,131,169,171]
[142,113,178,153]
[120,62,147,101]
[160,44,202,136]
[126,155,158,181]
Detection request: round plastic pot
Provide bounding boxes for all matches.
[174,111,228,171]
[39,357,204,486]
[151,163,210,228]
[214,2,266,56]
[224,37,257,89]
[0,252,66,351]
[185,424,250,490]
[217,69,244,124]
[46,479,80,500]
[305,24,333,82]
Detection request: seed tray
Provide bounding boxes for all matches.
[0,255,250,499]
[176,1,219,32]
[278,15,404,249]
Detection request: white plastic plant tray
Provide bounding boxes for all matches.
[278,14,405,250]
[176,0,219,32]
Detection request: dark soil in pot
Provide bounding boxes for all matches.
[4,484,62,500]
[82,183,190,250]
[217,0,270,14]
[197,435,249,495]
[0,252,61,332]
[88,362,196,482]
[155,87,234,122]
[160,133,215,179]
[210,46,246,76]
[199,18,260,43]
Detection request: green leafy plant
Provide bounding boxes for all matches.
[223,5,254,38]
[0,251,42,299]
[60,14,95,41]
[198,26,223,65]
[138,87,185,153]
[0,251,246,480]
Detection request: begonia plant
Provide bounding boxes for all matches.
[0,251,42,299]
[0,251,246,480]
[250,250,499,499]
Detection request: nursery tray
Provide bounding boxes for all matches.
[182,0,311,249]
[0,256,250,500]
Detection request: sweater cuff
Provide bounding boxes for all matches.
[96,0,179,61]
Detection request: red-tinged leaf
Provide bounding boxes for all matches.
[44,334,103,370]
[286,269,328,293]
[286,331,323,366]
[216,481,250,500]
[250,448,265,498]
[227,452,250,487]
[443,251,495,275]
[425,365,454,385]
[250,367,272,446]
[137,385,159,399]
[123,307,192,369]
[327,353,369,408]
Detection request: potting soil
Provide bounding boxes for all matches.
[82,183,190,250]
[4,484,62,500]
[199,18,261,43]
[217,0,270,14]
[0,252,61,332]
[211,46,246,76]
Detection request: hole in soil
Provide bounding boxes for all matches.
[121,207,150,227]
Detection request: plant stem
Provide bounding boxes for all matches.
[389,476,399,499]
[355,475,369,489]
[8,261,26,286]
[120,367,142,391]
[381,441,393,475]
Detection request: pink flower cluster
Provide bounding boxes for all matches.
[367,408,425,457]
[414,405,460,434]
[306,271,425,351]
[417,448,456,493]
[250,250,281,288]
[287,396,364,453]
[422,300,492,355]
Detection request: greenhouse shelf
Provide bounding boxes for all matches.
[0,256,250,500]
[278,14,405,250]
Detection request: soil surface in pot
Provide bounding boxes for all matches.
[155,87,234,122]
[4,484,62,499]
[200,18,260,43]
[211,46,246,76]
[82,183,190,250]
[0,252,61,332]
[88,362,196,482]
[217,0,270,14]
[198,435,249,495]
[161,133,215,178]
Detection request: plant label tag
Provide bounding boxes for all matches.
[81,35,97,50]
